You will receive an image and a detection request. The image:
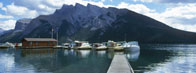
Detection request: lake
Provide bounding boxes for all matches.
[0,44,196,73]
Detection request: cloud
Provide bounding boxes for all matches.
[146,4,196,32]
[163,4,196,19]
[12,0,109,16]
[0,20,16,30]
[0,14,13,19]
[157,0,196,3]
[117,2,155,14]
[133,0,196,3]
[2,3,38,18]
[0,2,3,8]
[133,0,153,3]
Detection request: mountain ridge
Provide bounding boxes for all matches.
[0,3,196,43]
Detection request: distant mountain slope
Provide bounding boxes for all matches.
[0,3,196,43]
[0,28,5,35]
[0,19,31,42]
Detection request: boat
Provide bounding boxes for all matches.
[122,41,140,49]
[72,41,92,50]
[15,43,22,48]
[113,43,124,51]
[129,41,140,48]
[107,40,124,51]
[62,43,71,49]
[123,42,131,48]
[93,43,107,51]
[0,42,15,49]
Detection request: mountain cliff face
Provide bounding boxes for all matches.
[0,19,31,42]
[15,19,31,31]
[1,3,196,43]
[0,28,5,35]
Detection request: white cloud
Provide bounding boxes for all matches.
[0,14,13,19]
[101,0,105,2]
[133,0,196,3]
[12,0,109,16]
[133,0,154,2]
[0,20,16,30]
[146,4,196,32]
[2,3,38,18]
[0,2,3,8]
[163,4,196,19]
[117,2,155,14]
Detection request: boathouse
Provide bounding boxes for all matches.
[22,38,57,48]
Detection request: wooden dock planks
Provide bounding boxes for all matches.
[107,55,134,73]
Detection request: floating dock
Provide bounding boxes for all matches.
[107,55,134,73]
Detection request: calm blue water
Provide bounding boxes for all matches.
[130,44,196,73]
[0,44,196,73]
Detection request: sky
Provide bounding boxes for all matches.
[0,0,196,32]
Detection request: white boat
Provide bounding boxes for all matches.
[62,43,70,49]
[129,41,140,48]
[73,41,92,50]
[123,41,140,49]
[93,43,107,50]
[0,42,15,48]
[123,42,131,48]
[107,40,124,51]
[15,43,22,47]
[113,43,124,51]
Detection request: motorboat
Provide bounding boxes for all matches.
[93,43,107,50]
[72,41,92,50]
[107,40,124,51]
[0,42,15,49]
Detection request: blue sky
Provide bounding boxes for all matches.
[0,0,196,32]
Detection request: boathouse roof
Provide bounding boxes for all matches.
[23,38,57,42]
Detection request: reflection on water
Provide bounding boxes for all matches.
[125,47,140,62]
[0,50,15,73]
[1,44,196,73]
[0,48,140,73]
[131,44,196,73]
[75,50,91,58]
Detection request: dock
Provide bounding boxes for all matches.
[107,55,134,73]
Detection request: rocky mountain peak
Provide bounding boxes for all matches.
[0,28,3,31]
[17,19,31,24]
[0,28,5,36]
[75,3,85,8]
[14,19,32,31]
[62,4,74,9]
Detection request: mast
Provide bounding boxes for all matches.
[51,28,54,38]
[56,30,58,45]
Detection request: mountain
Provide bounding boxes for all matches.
[0,19,31,42]
[0,28,5,35]
[1,3,196,43]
